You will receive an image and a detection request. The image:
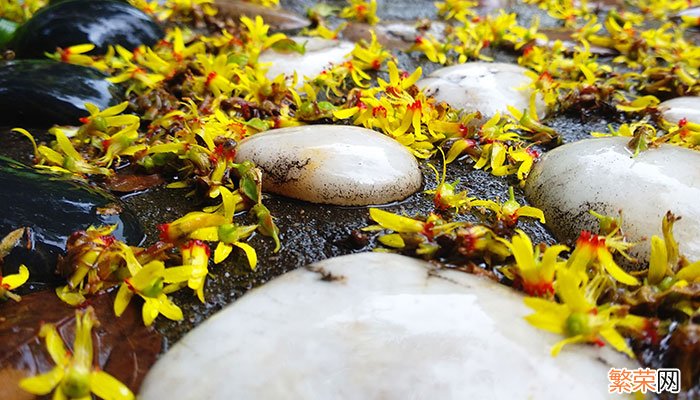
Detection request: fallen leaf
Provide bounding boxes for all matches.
[104,173,165,193]
[0,290,162,400]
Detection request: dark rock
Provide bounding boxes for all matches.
[9,0,163,58]
[0,60,121,127]
[0,157,144,287]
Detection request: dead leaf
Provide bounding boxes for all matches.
[104,173,165,193]
[0,290,162,400]
[0,228,26,262]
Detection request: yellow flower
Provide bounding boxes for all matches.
[367,208,466,242]
[19,307,134,400]
[646,212,700,285]
[32,127,111,176]
[589,210,637,263]
[435,0,478,21]
[501,230,568,297]
[252,203,281,252]
[339,0,380,25]
[158,211,228,243]
[241,16,288,60]
[114,260,184,326]
[194,53,236,96]
[162,240,212,303]
[108,46,166,92]
[80,101,140,128]
[568,230,640,286]
[525,268,645,357]
[507,95,557,140]
[0,264,29,302]
[46,44,106,69]
[351,32,392,71]
[191,224,258,267]
[243,0,279,8]
[425,152,473,212]
[471,186,545,227]
[411,34,448,64]
[615,94,660,113]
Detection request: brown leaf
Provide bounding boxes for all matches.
[0,290,162,400]
[214,0,310,30]
[104,173,164,193]
[0,228,26,262]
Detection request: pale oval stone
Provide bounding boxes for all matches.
[139,252,636,400]
[342,21,445,51]
[525,137,700,262]
[234,125,422,206]
[416,62,545,121]
[259,36,355,84]
[673,6,700,20]
[535,29,617,56]
[659,96,700,125]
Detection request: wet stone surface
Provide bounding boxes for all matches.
[9,0,163,58]
[0,60,121,127]
[0,0,630,351]
[526,137,700,263]
[417,62,546,122]
[0,27,612,347]
[659,96,700,125]
[136,154,556,345]
[234,125,423,206]
[140,253,636,400]
[0,124,555,345]
[259,36,355,84]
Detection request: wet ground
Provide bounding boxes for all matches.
[0,130,557,345]
[0,0,630,348]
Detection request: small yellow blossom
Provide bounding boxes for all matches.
[525,268,646,357]
[501,230,568,297]
[20,307,134,400]
[339,0,380,25]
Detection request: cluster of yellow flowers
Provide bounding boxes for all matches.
[20,308,136,400]
[6,0,700,395]
[0,0,47,23]
[44,142,277,325]
[414,0,698,157]
[339,0,380,25]
[369,205,700,357]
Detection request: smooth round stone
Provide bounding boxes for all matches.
[139,252,636,400]
[525,137,700,262]
[659,96,700,125]
[0,60,120,127]
[673,6,700,22]
[258,36,354,84]
[9,0,163,58]
[416,62,545,121]
[234,125,422,206]
[536,29,617,56]
[0,157,144,286]
[342,21,445,51]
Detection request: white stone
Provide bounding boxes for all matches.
[140,253,636,400]
[659,96,700,125]
[259,36,355,85]
[416,62,545,121]
[342,21,446,51]
[234,125,422,206]
[525,137,700,262]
